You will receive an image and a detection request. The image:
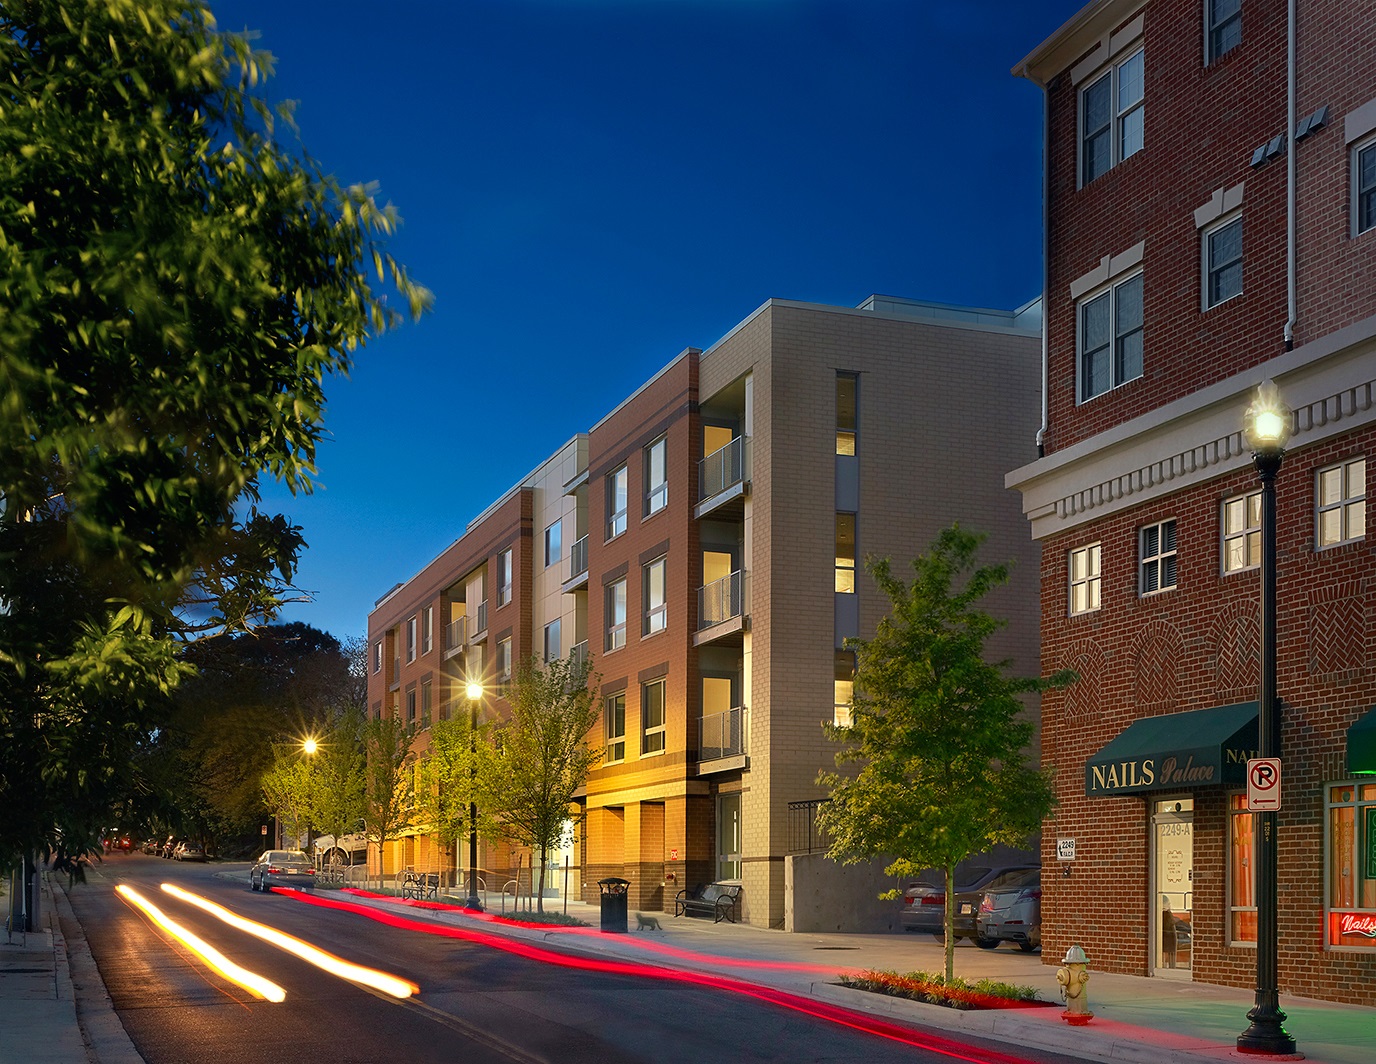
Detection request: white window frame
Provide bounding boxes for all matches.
[641,679,666,756]
[1206,0,1242,64]
[544,520,562,569]
[1068,543,1101,616]
[1316,457,1367,549]
[1140,519,1178,596]
[406,616,417,663]
[497,548,513,607]
[605,577,627,652]
[373,640,382,674]
[497,637,512,682]
[643,557,667,636]
[1078,271,1144,402]
[421,606,433,655]
[606,465,628,540]
[406,688,417,727]
[544,618,561,663]
[604,692,626,763]
[644,437,668,517]
[1221,489,1262,574]
[1204,214,1243,309]
[1355,135,1376,237]
[1080,46,1144,187]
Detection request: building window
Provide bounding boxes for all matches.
[644,437,668,516]
[718,793,742,881]
[420,680,432,729]
[605,578,627,652]
[1228,793,1256,944]
[836,373,858,456]
[406,616,417,663]
[406,688,417,728]
[497,548,513,607]
[1205,216,1242,308]
[606,465,628,539]
[1325,782,1376,948]
[1317,458,1366,549]
[1222,489,1262,574]
[1079,272,1143,401]
[544,618,561,663]
[1357,137,1376,236]
[642,679,666,755]
[1069,543,1101,615]
[833,651,855,728]
[1207,0,1241,63]
[1081,47,1144,185]
[544,520,562,569]
[373,641,382,674]
[643,557,667,635]
[1141,519,1178,595]
[835,513,856,593]
[421,607,433,655]
[497,637,512,682]
[605,692,626,763]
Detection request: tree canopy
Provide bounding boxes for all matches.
[0,0,427,869]
[817,525,1072,981]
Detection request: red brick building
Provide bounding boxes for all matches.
[1008,0,1376,1004]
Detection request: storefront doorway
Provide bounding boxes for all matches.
[1151,797,1193,976]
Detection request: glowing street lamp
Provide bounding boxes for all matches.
[1237,380,1297,1057]
[464,681,484,911]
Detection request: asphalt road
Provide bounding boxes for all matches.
[69,854,1074,1064]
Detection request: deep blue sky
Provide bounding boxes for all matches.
[214,0,1083,642]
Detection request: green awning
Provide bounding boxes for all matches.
[1348,707,1376,775]
[1085,702,1258,796]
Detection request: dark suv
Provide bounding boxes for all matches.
[900,864,1041,946]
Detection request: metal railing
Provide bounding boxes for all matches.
[570,640,588,669]
[787,798,832,855]
[473,600,488,635]
[698,705,746,761]
[698,569,748,629]
[699,435,749,501]
[569,535,588,581]
[444,616,467,653]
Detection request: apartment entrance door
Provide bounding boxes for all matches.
[1151,797,1193,976]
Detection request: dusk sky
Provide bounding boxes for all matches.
[215,0,1085,642]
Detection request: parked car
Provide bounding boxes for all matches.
[141,839,161,855]
[250,850,316,892]
[160,836,179,858]
[900,864,1041,947]
[975,870,1042,951]
[173,841,207,862]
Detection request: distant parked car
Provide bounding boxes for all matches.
[160,836,179,858]
[900,864,1041,947]
[976,871,1042,951]
[141,839,161,855]
[250,850,316,892]
[173,841,207,862]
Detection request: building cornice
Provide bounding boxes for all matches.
[1012,0,1146,86]
[1006,315,1376,540]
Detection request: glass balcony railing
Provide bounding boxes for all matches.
[698,569,748,629]
[699,705,746,762]
[444,617,467,653]
[699,435,750,501]
[569,535,588,582]
[473,600,488,636]
[570,640,588,670]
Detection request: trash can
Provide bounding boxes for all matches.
[598,877,630,933]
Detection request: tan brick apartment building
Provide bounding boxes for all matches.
[368,293,1043,929]
[1008,0,1376,1005]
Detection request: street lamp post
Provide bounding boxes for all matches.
[464,681,484,911]
[1237,380,1297,1057]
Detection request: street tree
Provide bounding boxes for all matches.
[486,654,600,912]
[817,525,1072,983]
[415,711,498,874]
[308,708,366,861]
[0,0,428,877]
[362,714,416,892]
[261,749,313,850]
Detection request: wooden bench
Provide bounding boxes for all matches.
[674,883,742,923]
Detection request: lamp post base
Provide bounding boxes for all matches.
[1237,1002,1297,1056]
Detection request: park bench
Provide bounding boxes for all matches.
[673,883,742,923]
[402,870,440,901]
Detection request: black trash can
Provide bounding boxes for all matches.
[598,877,630,933]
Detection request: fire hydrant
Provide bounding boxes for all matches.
[1057,945,1093,1025]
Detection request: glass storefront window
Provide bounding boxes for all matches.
[1325,782,1376,949]
[1228,792,1256,944]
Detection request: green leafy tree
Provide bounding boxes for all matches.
[261,748,313,849]
[0,0,428,874]
[308,707,366,858]
[362,714,416,891]
[486,655,601,913]
[415,711,498,873]
[817,525,1072,982]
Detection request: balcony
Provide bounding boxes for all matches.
[695,569,748,646]
[570,640,588,670]
[443,617,467,658]
[471,600,489,641]
[562,534,589,593]
[696,435,750,519]
[697,705,747,774]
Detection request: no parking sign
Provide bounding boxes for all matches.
[1246,758,1282,811]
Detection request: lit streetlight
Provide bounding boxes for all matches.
[464,681,484,911]
[1237,380,1297,1057]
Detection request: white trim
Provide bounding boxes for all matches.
[1202,213,1243,311]
[1070,241,1145,301]
[1344,96,1376,145]
[1193,183,1245,229]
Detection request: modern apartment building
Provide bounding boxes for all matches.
[368,293,1043,929]
[1008,0,1376,1005]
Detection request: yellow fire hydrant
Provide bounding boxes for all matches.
[1057,945,1093,1025]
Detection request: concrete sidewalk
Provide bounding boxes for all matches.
[8,868,1372,1064]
